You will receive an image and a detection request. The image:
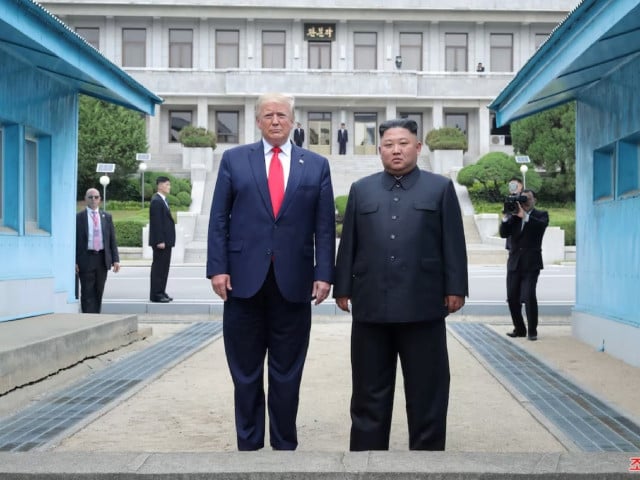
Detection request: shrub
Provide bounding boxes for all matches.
[176,191,192,207]
[179,125,217,149]
[425,127,468,152]
[114,220,146,247]
[107,200,144,211]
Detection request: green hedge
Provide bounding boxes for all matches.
[114,219,146,247]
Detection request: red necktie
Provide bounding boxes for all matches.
[268,146,284,216]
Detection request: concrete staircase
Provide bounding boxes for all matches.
[180,154,508,265]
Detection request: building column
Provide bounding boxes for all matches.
[197,98,209,129]
[105,17,116,62]
[432,101,444,129]
[199,18,209,69]
[478,105,491,155]
[148,110,161,157]
[152,17,162,68]
[386,102,396,121]
[244,97,257,143]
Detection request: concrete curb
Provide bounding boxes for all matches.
[0,451,636,478]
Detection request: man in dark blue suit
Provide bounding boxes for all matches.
[334,118,468,451]
[207,93,336,451]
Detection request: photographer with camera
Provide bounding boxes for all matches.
[500,188,549,341]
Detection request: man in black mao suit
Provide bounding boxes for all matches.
[334,118,468,451]
[207,93,335,451]
[76,188,120,313]
[149,176,176,302]
[499,189,548,340]
[293,122,305,147]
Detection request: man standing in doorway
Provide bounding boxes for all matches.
[293,122,305,147]
[149,176,176,303]
[338,122,348,155]
[75,188,120,313]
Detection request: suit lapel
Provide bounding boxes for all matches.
[248,142,274,217]
[279,146,304,217]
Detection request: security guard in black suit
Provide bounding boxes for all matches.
[149,176,176,302]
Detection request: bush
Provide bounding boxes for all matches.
[179,125,217,149]
[457,152,542,202]
[335,195,348,222]
[176,191,192,207]
[107,200,144,211]
[425,127,468,152]
[114,220,146,247]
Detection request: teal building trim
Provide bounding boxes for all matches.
[489,0,640,366]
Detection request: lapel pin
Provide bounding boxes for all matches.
[299,159,304,164]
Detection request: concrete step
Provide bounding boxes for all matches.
[466,243,508,264]
[0,314,147,395]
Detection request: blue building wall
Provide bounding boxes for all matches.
[574,56,640,365]
[0,48,79,320]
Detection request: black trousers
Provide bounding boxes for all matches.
[350,319,450,451]
[506,269,541,336]
[79,251,108,313]
[223,265,311,451]
[150,246,172,300]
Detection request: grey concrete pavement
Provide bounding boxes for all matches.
[0,313,639,478]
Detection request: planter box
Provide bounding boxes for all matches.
[431,149,463,175]
[182,147,213,170]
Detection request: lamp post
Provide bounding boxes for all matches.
[520,164,528,190]
[99,175,110,211]
[139,162,147,208]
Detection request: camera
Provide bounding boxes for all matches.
[503,194,527,214]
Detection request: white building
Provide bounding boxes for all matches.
[42,0,577,174]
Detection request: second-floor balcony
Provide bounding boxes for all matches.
[127,68,514,101]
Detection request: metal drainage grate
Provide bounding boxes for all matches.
[0,321,222,452]
[449,322,640,452]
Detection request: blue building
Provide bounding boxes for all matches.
[490,0,640,366]
[0,0,162,322]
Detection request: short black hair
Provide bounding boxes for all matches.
[523,188,536,198]
[156,176,170,185]
[509,177,523,184]
[379,118,418,138]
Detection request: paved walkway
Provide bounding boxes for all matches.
[0,314,639,478]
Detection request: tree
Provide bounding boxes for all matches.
[510,102,575,202]
[77,95,148,200]
[457,152,542,202]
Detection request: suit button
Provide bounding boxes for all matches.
[391,215,398,220]
[390,256,396,261]
[266,249,272,255]
[393,197,399,202]
[390,234,396,239]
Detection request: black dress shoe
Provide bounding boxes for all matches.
[151,297,170,303]
[506,331,526,338]
[528,335,538,341]
[162,294,173,302]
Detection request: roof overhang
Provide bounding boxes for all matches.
[489,0,640,126]
[0,0,162,115]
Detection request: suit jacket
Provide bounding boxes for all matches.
[149,193,176,248]
[293,128,305,146]
[75,209,120,272]
[206,141,336,303]
[334,168,468,323]
[337,129,348,145]
[499,208,549,271]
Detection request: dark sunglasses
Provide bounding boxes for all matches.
[86,195,100,199]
